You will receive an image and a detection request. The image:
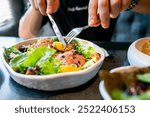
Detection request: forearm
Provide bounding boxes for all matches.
[133,0,150,14]
[19,7,43,39]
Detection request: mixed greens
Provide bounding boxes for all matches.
[4,38,101,75]
[99,67,150,100]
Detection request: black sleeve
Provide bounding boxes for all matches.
[41,16,49,27]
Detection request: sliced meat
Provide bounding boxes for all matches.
[54,49,86,67]
[54,50,74,61]
[31,39,53,48]
[66,54,86,67]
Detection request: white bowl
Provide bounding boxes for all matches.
[1,37,108,91]
[127,37,150,67]
[99,66,132,100]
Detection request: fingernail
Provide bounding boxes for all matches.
[47,8,53,15]
[102,23,109,29]
[110,14,115,18]
[103,19,110,28]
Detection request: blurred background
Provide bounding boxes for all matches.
[0,0,28,36]
[0,0,150,42]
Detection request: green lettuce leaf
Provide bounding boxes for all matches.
[76,41,95,59]
[9,53,27,73]
[39,58,62,75]
[21,46,56,68]
[137,73,150,83]
[9,46,57,73]
[81,59,95,70]
[3,46,21,60]
[111,90,150,100]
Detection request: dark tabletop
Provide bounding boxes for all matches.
[0,37,131,100]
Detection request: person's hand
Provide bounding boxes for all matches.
[29,0,60,15]
[88,0,132,28]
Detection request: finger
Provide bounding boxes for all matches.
[121,0,131,11]
[53,0,60,13]
[98,0,110,28]
[46,0,55,15]
[37,0,47,15]
[110,0,122,18]
[88,0,99,27]
[34,0,39,10]
[29,0,37,10]
[94,21,101,27]
[93,15,101,27]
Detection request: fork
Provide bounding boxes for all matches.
[65,25,90,44]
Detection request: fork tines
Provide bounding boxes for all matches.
[65,31,78,44]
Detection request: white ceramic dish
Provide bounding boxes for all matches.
[99,66,132,100]
[127,37,150,67]
[1,37,108,91]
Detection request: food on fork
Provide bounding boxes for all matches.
[4,38,101,75]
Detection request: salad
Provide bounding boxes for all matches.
[99,66,150,100]
[4,38,101,75]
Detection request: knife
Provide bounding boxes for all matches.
[47,14,66,47]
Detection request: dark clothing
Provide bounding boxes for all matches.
[43,0,117,41]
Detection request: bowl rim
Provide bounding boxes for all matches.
[1,36,107,80]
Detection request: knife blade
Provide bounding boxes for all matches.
[47,14,66,47]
